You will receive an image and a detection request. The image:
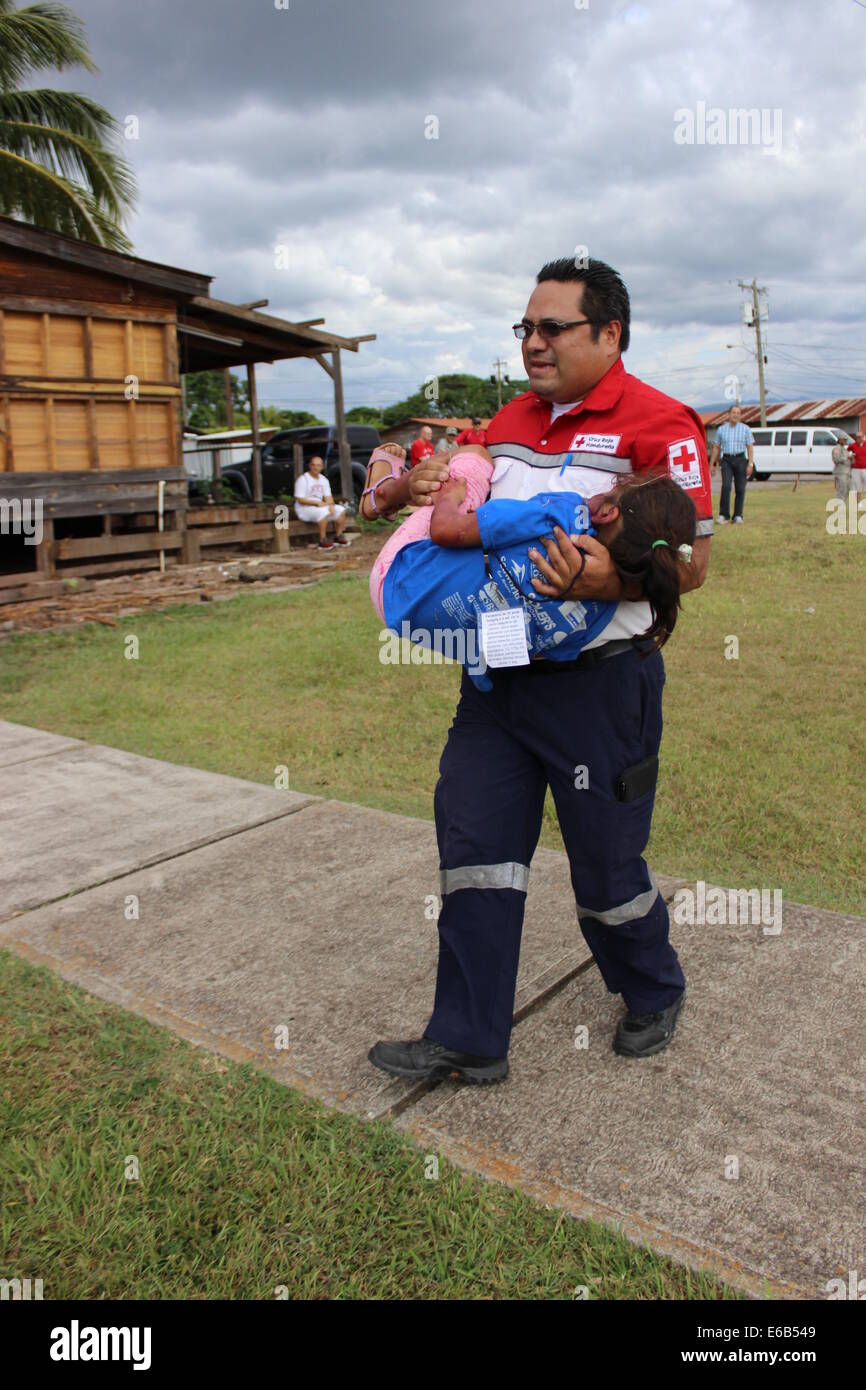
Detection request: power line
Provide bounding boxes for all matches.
[644,359,753,376]
[769,354,866,388]
[770,341,866,351]
[769,355,866,378]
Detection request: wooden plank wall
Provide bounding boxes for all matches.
[0,300,181,476]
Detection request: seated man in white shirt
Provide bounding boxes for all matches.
[293,455,348,549]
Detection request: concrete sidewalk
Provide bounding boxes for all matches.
[1,719,863,1299]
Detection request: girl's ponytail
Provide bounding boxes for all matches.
[605,473,698,652]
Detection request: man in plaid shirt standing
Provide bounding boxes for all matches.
[709,405,755,524]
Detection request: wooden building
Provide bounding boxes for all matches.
[0,217,373,580]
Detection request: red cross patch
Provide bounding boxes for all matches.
[667,436,702,490]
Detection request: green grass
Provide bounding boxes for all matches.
[0,481,860,1299]
[1,481,863,914]
[0,950,736,1300]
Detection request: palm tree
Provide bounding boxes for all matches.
[0,1,136,249]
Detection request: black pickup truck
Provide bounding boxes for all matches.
[221,424,381,505]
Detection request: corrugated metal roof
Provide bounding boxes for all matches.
[702,399,866,426]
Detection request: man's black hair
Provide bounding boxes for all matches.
[535,257,630,353]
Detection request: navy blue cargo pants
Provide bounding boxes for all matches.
[426,646,685,1058]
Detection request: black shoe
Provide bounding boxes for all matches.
[613,991,685,1058]
[368,1035,508,1084]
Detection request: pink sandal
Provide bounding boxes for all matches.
[360,448,407,519]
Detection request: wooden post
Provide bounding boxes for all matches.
[1,393,13,470]
[45,398,56,470]
[40,312,50,374]
[292,442,304,488]
[211,444,222,503]
[84,318,99,471]
[128,397,138,468]
[224,368,234,429]
[332,348,353,504]
[123,319,134,380]
[83,316,94,376]
[273,514,289,554]
[246,361,262,503]
[164,323,183,473]
[35,516,54,577]
[177,503,199,566]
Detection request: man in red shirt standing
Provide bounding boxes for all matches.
[849,430,866,502]
[456,416,487,447]
[369,257,712,1086]
[409,424,435,469]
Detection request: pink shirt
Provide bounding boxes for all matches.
[369,451,494,622]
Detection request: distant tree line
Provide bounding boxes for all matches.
[183,370,324,432]
[184,370,531,433]
[349,373,531,429]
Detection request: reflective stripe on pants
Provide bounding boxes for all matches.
[426,649,685,1057]
[440,862,530,895]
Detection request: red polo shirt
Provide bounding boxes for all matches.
[849,440,866,470]
[484,357,713,535]
[409,437,435,468]
[456,427,488,446]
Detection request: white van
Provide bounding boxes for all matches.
[747,425,846,480]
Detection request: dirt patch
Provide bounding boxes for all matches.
[0,530,390,636]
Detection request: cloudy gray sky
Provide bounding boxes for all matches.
[55,0,866,418]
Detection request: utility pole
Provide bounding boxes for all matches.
[738,279,768,426]
[331,348,354,505]
[246,362,262,503]
[491,357,508,411]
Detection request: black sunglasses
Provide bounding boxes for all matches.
[512,318,593,341]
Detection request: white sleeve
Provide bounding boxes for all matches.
[295,473,311,500]
[320,473,332,496]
